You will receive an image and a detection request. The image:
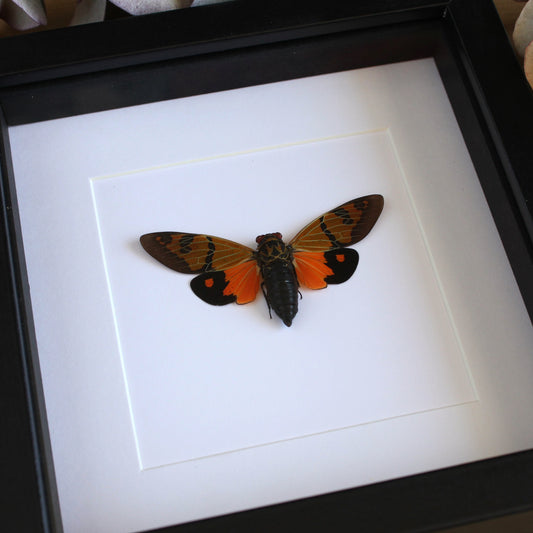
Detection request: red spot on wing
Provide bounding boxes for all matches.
[204,278,214,288]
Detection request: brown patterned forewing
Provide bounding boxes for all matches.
[140,232,255,273]
[289,195,384,252]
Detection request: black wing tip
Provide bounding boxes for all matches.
[140,233,155,253]
[344,193,383,203]
[372,194,384,209]
[324,248,359,285]
[367,193,384,218]
[140,232,179,250]
[359,193,384,207]
[139,232,161,247]
[190,272,237,306]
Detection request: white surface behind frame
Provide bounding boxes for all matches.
[9,59,533,533]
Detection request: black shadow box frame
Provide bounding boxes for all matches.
[1,0,532,531]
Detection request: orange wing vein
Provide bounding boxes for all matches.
[223,261,261,304]
[292,251,334,289]
[290,195,384,252]
[140,232,255,273]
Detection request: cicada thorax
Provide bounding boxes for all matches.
[255,233,299,327]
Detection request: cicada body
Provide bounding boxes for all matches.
[254,232,299,327]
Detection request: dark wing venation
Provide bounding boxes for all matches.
[290,195,384,252]
[140,232,255,273]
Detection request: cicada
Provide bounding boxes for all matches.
[140,195,384,326]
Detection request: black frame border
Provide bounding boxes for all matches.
[1,1,532,532]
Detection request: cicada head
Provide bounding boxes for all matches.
[255,232,283,245]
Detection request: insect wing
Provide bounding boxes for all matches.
[293,248,359,289]
[191,260,260,305]
[140,232,261,306]
[140,232,255,273]
[289,195,384,252]
[290,195,382,290]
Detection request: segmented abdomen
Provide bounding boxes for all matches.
[262,260,299,327]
